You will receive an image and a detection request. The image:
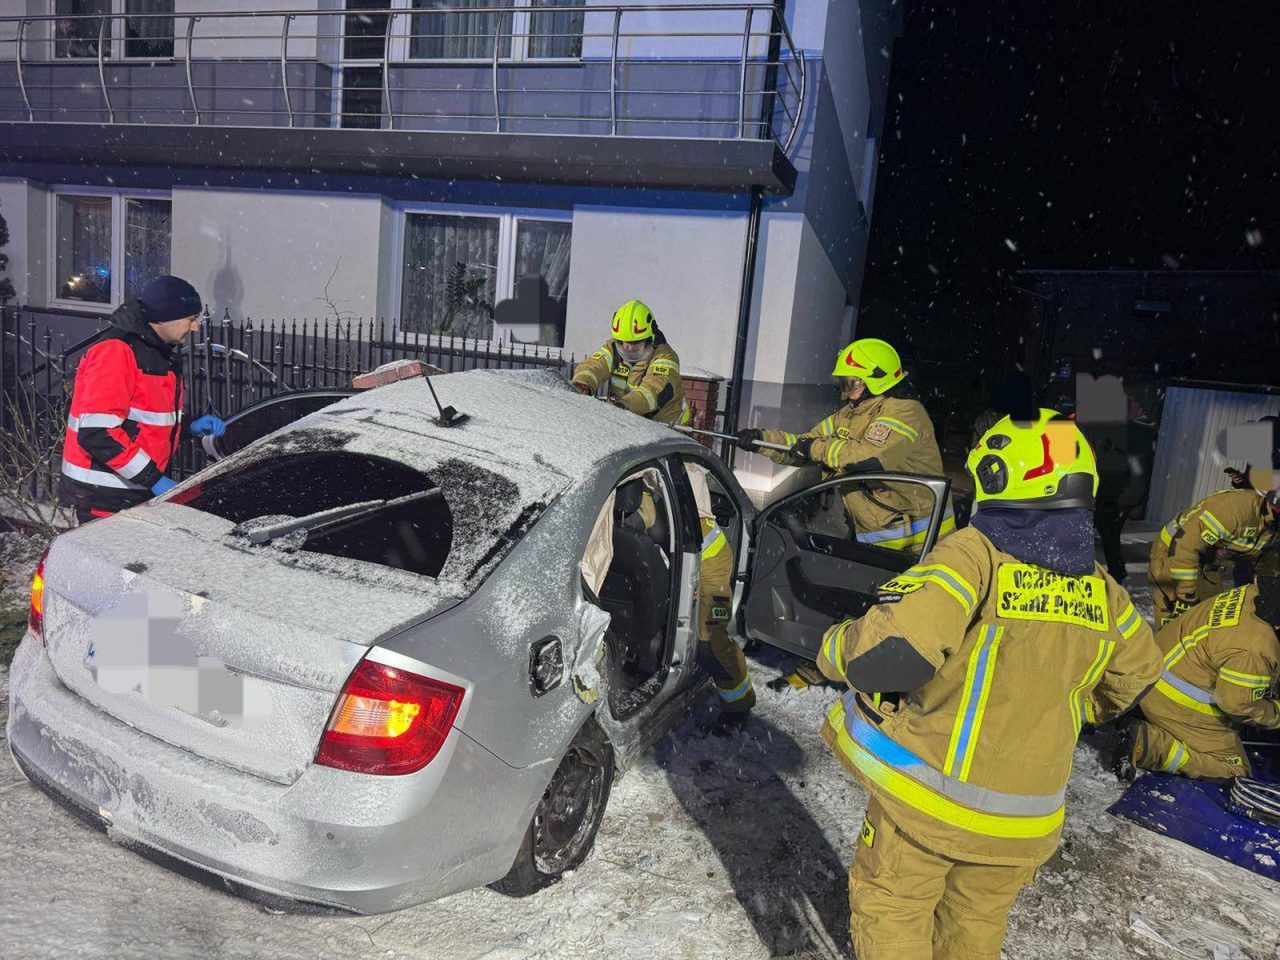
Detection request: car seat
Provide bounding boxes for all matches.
[599,479,671,682]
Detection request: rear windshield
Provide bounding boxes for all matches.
[174,450,453,578]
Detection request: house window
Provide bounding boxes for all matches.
[526,0,586,60]
[399,209,573,347]
[401,213,500,340]
[55,0,110,59]
[52,190,171,309]
[409,0,512,60]
[55,0,174,59]
[124,0,174,59]
[407,0,583,60]
[512,219,572,345]
[54,195,113,303]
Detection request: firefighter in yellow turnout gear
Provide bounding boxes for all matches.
[736,337,952,551]
[1148,487,1280,626]
[1124,579,1280,780]
[687,463,754,715]
[571,299,689,425]
[816,410,1161,960]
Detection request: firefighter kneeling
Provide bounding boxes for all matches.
[816,410,1161,959]
[1119,578,1280,781]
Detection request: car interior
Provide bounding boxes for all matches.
[595,467,678,718]
[744,477,941,657]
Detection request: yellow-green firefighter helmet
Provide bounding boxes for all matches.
[967,409,1099,511]
[831,338,905,395]
[610,299,656,342]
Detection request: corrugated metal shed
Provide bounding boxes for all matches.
[1146,385,1280,522]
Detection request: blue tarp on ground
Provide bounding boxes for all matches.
[1110,742,1280,884]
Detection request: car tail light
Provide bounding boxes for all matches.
[316,659,464,776]
[28,548,49,644]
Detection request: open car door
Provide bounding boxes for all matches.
[202,390,355,461]
[740,473,952,659]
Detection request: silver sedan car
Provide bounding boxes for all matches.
[7,367,951,913]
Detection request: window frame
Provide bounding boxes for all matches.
[47,185,172,313]
[392,201,572,354]
[52,0,177,62]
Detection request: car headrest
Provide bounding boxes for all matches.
[614,479,646,516]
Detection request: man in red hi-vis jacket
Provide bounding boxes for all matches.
[59,276,225,524]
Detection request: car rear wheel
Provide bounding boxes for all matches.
[490,718,614,897]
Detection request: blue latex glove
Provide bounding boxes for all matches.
[151,476,177,496]
[190,414,226,438]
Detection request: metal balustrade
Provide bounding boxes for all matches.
[0,4,805,153]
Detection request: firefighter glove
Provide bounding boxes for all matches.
[190,414,226,438]
[151,476,177,496]
[735,428,763,451]
[1225,467,1249,489]
[789,436,816,461]
[570,380,593,395]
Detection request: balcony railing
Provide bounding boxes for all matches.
[0,4,805,154]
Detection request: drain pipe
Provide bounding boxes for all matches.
[723,185,764,469]
[723,0,786,468]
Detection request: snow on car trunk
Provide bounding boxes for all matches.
[38,505,467,785]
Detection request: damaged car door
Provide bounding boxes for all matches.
[740,473,952,659]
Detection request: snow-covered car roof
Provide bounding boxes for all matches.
[317,367,693,481]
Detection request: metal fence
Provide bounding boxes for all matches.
[0,3,805,150]
[0,305,732,512]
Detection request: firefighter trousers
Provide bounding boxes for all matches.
[1131,717,1252,779]
[848,800,1039,960]
[699,539,754,714]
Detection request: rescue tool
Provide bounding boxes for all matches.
[672,424,792,452]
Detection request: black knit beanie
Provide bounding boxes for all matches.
[139,275,203,324]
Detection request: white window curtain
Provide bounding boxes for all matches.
[55,195,113,304]
[410,0,513,60]
[123,198,172,299]
[508,219,572,346]
[400,214,499,338]
[528,0,585,59]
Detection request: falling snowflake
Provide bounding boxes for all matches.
[1004,238,1018,252]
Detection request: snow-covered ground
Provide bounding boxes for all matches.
[1,544,1278,959]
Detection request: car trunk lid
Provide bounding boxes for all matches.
[39,506,466,785]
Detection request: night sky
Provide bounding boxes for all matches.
[859,2,1280,373]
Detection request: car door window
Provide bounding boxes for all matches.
[742,475,949,659]
[580,464,682,719]
[679,457,743,560]
[778,476,942,564]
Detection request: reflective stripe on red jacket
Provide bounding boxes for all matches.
[59,301,184,513]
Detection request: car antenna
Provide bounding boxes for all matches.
[422,371,469,427]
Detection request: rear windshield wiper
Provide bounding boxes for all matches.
[244,489,442,546]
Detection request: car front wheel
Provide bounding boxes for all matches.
[490,717,615,897]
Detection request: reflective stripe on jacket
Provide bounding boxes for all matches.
[59,301,185,512]
[816,526,1161,865]
[1149,489,1278,602]
[1145,584,1280,732]
[759,393,948,547]
[571,338,688,425]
